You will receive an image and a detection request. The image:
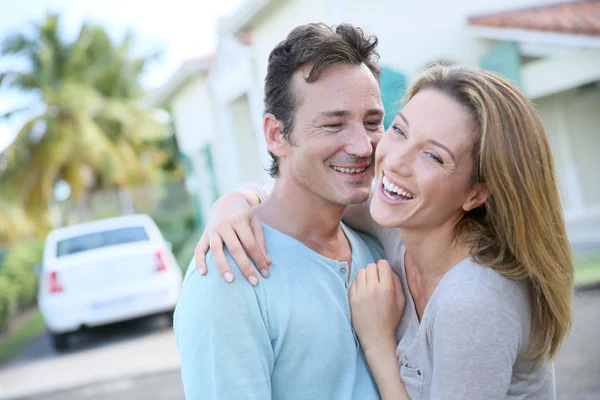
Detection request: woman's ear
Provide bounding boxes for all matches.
[463,183,490,212]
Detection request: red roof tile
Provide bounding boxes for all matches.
[468,0,600,36]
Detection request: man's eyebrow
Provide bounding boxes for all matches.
[317,110,350,118]
[317,109,384,119]
[365,108,385,117]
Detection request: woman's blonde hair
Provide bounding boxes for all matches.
[405,64,573,364]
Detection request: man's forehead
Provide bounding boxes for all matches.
[295,63,379,87]
[315,108,384,119]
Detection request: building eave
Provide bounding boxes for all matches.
[145,59,211,107]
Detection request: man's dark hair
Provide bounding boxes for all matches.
[264,23,381,177]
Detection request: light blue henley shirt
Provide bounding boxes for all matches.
[174,222,384,400]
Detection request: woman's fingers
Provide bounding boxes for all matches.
[194,230,210,275]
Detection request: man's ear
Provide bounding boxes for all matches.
[264,113,288,158]
[462,183,490,212]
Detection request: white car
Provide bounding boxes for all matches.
[38,214,183,351]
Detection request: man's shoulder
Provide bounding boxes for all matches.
[343,224,386,262]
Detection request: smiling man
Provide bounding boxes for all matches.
[174,23,386,400]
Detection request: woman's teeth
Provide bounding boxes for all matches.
[382,175,414,199]
[332,166,366,174]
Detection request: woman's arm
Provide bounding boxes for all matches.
[194,182,272,284]
[349,260,409,400]
[363,339,409,400]
[429,285,521,399]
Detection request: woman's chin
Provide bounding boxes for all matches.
[370,203,401,229]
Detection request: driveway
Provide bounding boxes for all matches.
[0,289,598,399]
[555,287,600,400]
[0,315,180,399]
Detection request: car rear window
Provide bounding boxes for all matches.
[56,226,150,257]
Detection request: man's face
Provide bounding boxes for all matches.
[279,63,384,205]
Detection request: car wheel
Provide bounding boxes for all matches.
[51,332,70,352]
[164,310,175,327]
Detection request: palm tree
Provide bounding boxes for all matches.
[0,14,167,239]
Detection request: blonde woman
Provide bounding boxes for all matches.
[193,65,574,399]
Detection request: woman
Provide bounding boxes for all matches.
[193,64,574,399]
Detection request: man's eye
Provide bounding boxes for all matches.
[323,124,342,129]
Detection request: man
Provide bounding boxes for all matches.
[174,23,386,399]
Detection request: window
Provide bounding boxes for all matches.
[56,226,149,257]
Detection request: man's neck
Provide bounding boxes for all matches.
[254,178,349,260]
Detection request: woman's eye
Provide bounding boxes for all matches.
[426,152,443,164]
[392,125,406,137]
[323,124,342,129]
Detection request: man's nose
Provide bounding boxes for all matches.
[345,127,373,158]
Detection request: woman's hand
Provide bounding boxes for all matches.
[194,191,271,285]
[350,260,408,400]
[349,260,405,353]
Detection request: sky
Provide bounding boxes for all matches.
[0,0,245,152]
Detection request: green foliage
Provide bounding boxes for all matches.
[0,13,171,243]
[175,230,203,274]
[1,242,43,310]
[153,212,196,258]
[0,276,17,333]
[0,241,43,332]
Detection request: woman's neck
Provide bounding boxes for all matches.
[399,222,472,283]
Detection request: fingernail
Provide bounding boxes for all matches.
[198,267,206,276]
[224,272,234,283]
[249,276,258,286]
[260,269,269,278]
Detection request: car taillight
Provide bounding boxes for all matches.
[48,271,64,294]
[156,250,168,272]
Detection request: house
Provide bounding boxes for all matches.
[151,0,600,244]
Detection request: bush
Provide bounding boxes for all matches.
[0,276,17,333]
[175,230,203,274]
[153,213,196,257]
[1,241,43,312]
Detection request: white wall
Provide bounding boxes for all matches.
[170,74,229,223]
[249,0,329,89]
[534,87,600,243]
[339,0,550,75]
[247,0,551,84]
[171,75,216,153]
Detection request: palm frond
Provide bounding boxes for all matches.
[0,106,31,120]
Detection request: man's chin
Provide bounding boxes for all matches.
[333,188,371,206]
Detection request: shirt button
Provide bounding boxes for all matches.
[417,370,422,376]
[340,267,347,274]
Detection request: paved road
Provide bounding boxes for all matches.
[555,287,600,400]
[17,371,184,400]
[0,314,180,399]
[1,289,599,400]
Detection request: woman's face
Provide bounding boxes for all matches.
[371,88,485,231]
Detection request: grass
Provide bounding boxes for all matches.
[0,309,45,365]
[574,250,600,288]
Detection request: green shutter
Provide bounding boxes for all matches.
[179,153,204,229]
[380,66,407,129]
[480,41,521,87]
